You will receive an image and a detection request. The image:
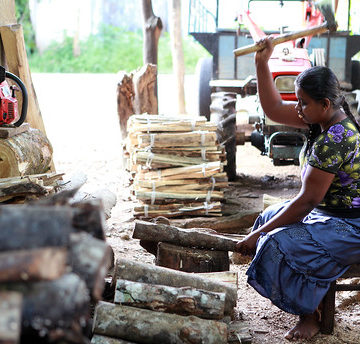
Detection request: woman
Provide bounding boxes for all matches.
[235,37,360,340]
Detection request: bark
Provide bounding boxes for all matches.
[141,0,163,65]
[169,210,260,233]
[91,335,136,344]
[114,278,225,319]
[69,232,114,301]
[0,247,67,283]
[0,273,90,340]
[112,258,237,316]
[133,220,239,251]
[71,199,107,240]
[117,71,134,139]
[169,0,186,114]
[0,291,22,344]
[0,205,72,251]
[92,301,228,344]
[133,63,158,115]
[0,127,53,178]
[156,242,230,272]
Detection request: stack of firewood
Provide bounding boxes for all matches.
[0,172,64,203]
[0,194,113,344]
[124,114,228,218]
[91,258,253,344]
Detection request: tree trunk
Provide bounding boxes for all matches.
[0,205,73,251]
[156,242,230,273]
[133,220,239,251]
[69,232,113,301]
[141,0,163,65]
[112,258,237,316]
[0,273,90,339]
[114,278,225,319]
[117,71,134,139]
[168,0,186,114]
[133,64,158,115]
[0,291,22,344]
[0,128,53,178]
[0,247,67,283]
[92,301,228,344]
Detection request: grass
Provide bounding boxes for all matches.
[28,26,210,74]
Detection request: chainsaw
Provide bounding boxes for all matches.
[0,65,28,127]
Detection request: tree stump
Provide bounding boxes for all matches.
[156,242,230,273]
[0,127,53,178]
[133,64,158,115]
[117,71,134,139]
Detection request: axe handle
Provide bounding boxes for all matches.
[233,22,329,57]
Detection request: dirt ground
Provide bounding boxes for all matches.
[33,73,360,344]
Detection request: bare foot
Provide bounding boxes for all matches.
[284,313,320,340]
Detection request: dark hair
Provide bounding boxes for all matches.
[295,66,360,155]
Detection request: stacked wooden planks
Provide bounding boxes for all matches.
[125,114,228,218]
[0,193,113,344]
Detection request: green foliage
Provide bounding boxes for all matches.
[28,26,210,74]
[15,0,36,55]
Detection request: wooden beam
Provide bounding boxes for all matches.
[0,0,16,26]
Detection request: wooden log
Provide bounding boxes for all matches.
[196,271,239,288]
[133,64,158,115]
[169,210,260,234]
[92,302,228,344]
[91,335,136,344]
[0,205,72,251]
[0,247,67,282]
[0,273,90,340]
[117,71,134,139]
[0,127,53,178]
[156,242,230,273]
[0,0,16,26]
[114,278,225,319]
[112,258,237,316]
[0,123,30,138]
[0,291,22,344]
[133,220,239,252]
[71,199,107,240]
[69,232,113,301]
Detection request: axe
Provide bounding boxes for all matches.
[233,1,337,57]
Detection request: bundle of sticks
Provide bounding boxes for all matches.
[125,114,228,218]
[0,193,113,344]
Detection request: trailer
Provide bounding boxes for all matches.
[189,0,360,180]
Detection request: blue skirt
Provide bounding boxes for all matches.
[246,202,360,315]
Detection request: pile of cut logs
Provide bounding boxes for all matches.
[125,114,228,218]
[0,195,113,344]
[92,258,252,344]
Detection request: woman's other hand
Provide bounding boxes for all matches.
[255,36,274,65]
[235,232,260,256]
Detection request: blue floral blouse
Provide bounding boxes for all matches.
[301,117,360,209]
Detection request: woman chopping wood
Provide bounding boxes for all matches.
[235,37,360,340]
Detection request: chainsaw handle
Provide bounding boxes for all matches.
[5,71,28,127]
[233,22,329,57]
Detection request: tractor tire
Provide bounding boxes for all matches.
[195,57,213,120]
[210,92,237,181]
[351,60,360,90]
